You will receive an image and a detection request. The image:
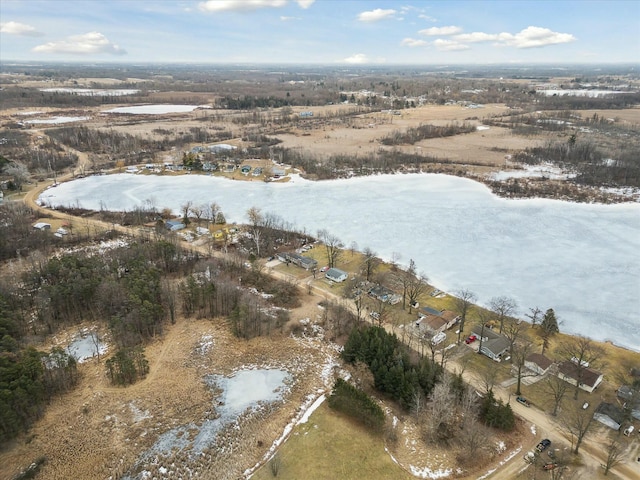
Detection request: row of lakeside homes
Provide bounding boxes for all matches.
[522,351,605,394]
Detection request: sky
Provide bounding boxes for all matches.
[0,0,639,65]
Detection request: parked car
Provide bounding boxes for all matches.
[536,439,552,452]
[523,451,537,464]
[320,266,329,272]
[516,396,531,407]
[465,334,477,344]
[543,462,558,470]
[582,402,589,409]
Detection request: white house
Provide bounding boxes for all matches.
[325,268,348,283]
[33,222,51,231]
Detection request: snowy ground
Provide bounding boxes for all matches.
[39,173,640,351]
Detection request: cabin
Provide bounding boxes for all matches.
[325,268,348,283]
[417,308,459,333]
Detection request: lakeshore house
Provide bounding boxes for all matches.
[325,268,348,283]
[524,353,554,376]
[556,360,604,393]
[617,385,640,420]
[277,252,317,271]
[416,307,460,333]
[471,325,510,362]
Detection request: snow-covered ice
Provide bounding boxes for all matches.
[39,88,140,96]
[40,173,640,351]
[23,116,89,124]
[103,104,205,115]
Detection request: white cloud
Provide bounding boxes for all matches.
[433,39,470,51]
[449,26,575,49]
[0,21,44,37]
[357,8,396,23]
[199,0,287,12]
[401,37,427,47]
[32,32,126,55]
[342,53,369,64]
[295,0,315,8]
[419,14,436,22]
[419,25,462,36]
[497,26,576,48]
[453,32,498,43]
[280,16,299,21]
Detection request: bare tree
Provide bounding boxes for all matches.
[360,247,379,281]
[247,206,265,257]
[318,229,344,268]
[512,339,535,396]
[207,202,220,226]
[603,437,624,476]
[525,306,542,328]
[557,335,604,400]
[181,200,193,225]
[404,259,428,314]
[479,362,499,395]
[190,204,205,226]
[454,289,477,344]
[424,374,456,444]
[561,399,594,454]
[349,240,358,257]
[503,318,527,362]
[542,372,569,416]
[489,296,518,334]
[4,162,30,190]
[458,416,486,462]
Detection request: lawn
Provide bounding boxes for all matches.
[251,402,413,480]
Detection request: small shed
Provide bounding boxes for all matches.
[33,222,51,231]
[325,268,348,283]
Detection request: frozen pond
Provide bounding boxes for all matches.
[125,369,290,478]
[40,173,640,351]
[103,104,206,115]
[66,331,106,362]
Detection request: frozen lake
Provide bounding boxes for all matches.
[39,173,640,351]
